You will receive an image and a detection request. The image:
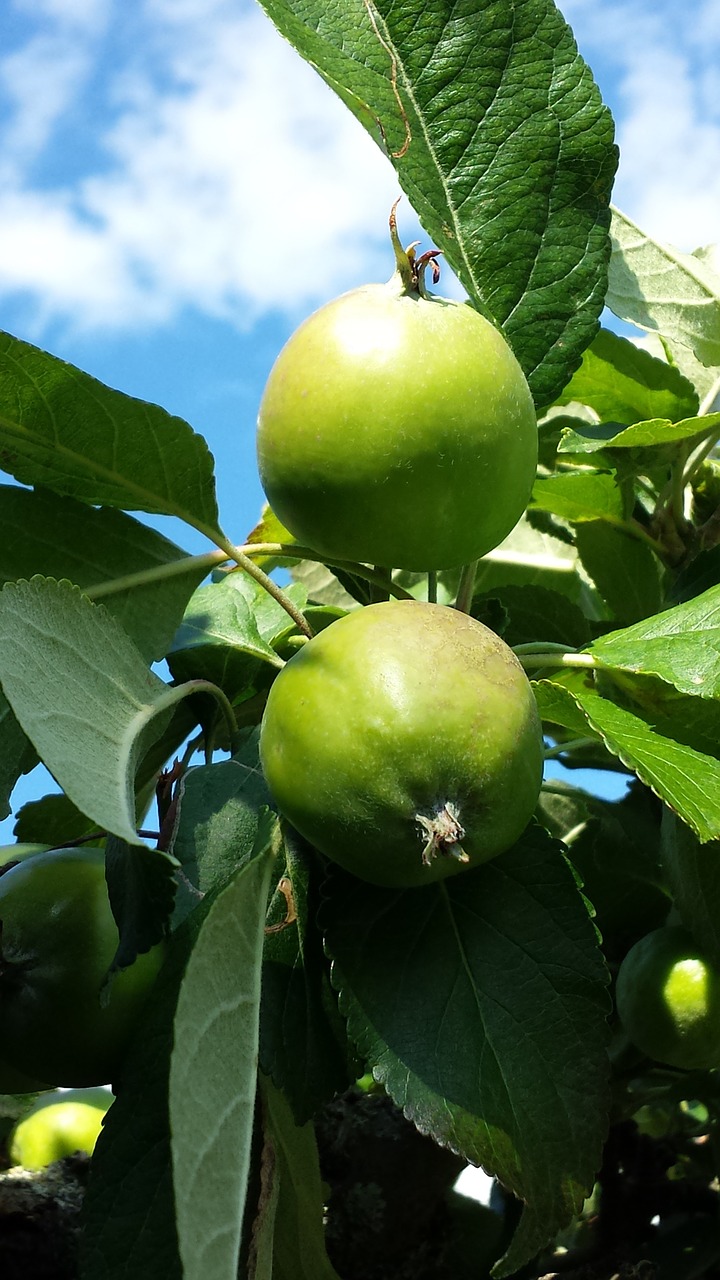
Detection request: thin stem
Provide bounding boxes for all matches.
[170,509,318,640]
[215,535,314,639]
[371,564,392,603]
[519,651,596,671]
[540,781,582,797]
[86,549,228,601]
[544,736,599,760]
[670,443,690,527]
[427,570,437,604]
[238,543,415,601]
[180,732,205,769]
[614,517,667,558]
[699,373,720,417]
[681,428,720,489]
[514,642,578,655]
[654,424,720,516]
[88,538,315,644]
[454,560,479,614]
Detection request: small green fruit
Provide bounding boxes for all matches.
[10,1087,112,1169]
[616,925,720,1070]
[259,600,543,887]
[256,226,536,571]
[0,848,165,1086]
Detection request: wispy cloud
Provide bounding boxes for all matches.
[0,32,89,161]
[0,1,401,334]
[562,0,720,249]
[0,0,717,335]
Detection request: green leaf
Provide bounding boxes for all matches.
[0,485,211,662]
[167,575,307,700]
[13,791,99,846]
[257,1075,343,1280]
[607,208,720,374]
[661,809,720,973]
[669,546,720,605]
[473,584,591,649]
[574,521,663,625]
[561,785,669,960]
[547,671,720,843]
[554,327,699,425]
[230,575,307,649]
[105,836,178,971]
[79,895,213,1280]
[559,414,718,455]
[0,331,221,535]
[0,690,36,823]
[169,813,277,1280]
[323,827,610,1276]
[534,678,602,739]
[7,677,196,845]
[261,830,353,1123]
[243,503,298,574]
[170,739,272,925]
[535,778,593,844]
[290,559,360,610]
[258,0,617,406]
[589,586,720,697]
[473,516,604,619]
[531,472,624,523]
[0,577,174,845]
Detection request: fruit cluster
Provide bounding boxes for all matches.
[256,214,544,887]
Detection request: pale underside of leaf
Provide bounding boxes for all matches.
[607,207,720,376]
[0,577,173,844]
[170,823,276,1280]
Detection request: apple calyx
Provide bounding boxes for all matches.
[415,802,469,866]
[388,198,442,297]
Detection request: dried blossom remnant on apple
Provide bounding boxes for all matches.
[416,801,469,867]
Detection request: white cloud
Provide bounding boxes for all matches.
[10,0,112,36]
[558,0,720,251]
[0,189,169,327]
[615,45,720,250]
[82,10,403,322]
[0,2,404,335]
[0,32,93,162]
[0,0,718,335]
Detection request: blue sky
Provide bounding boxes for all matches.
[1,0,718,837]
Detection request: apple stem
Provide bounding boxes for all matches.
[516,651,597,671]
[388,199,441,296]
[454,561,479,614]
[543,736,598,760]
[237,543,416,601]
[415,802,469,866]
